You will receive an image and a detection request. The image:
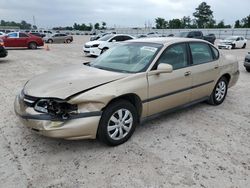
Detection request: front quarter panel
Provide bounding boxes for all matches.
[68,72,148,118]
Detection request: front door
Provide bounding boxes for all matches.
[147,43,192,116]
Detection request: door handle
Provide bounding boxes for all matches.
[214,65,219,69]
[184,71,191,76]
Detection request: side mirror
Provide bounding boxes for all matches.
[157,63,173,73]
[112,39,116,42]
[149,63,173,75]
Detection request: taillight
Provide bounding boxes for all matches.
[0,40,4,46]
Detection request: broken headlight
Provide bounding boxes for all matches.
[34,99,78,120]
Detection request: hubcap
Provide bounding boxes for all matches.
[107,109,133,141]
[215,81,226,102]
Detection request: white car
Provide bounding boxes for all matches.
[83,34,134,56]
[218,36,247,49]
[0,32,6,36]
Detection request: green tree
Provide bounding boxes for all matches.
[94,23,100,29]
[169,19,182,29]
[193,2,214,28]
[155,17,168,29]
[101,22,107,29]
[181,16,191,28]
[234,20,241,28]
[241,15,250,28]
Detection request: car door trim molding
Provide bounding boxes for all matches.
[142,80,214,103]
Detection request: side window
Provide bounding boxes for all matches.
[190,43,214,65]
[122,36,133,41]
[8,32,18,38]
[158,43,188,70]
[111,36,124,42]
[194,32,201,37]
[19,33,28,38]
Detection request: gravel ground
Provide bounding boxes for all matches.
[0,36,249,188]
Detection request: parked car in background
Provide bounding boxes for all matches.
[218,36,247,49]
[29,32,46,38]
[0,39,8,58]
[175,31,216,44]
[0,32,6,36]
[244,52,250,72]
[0,32,44,49]
[83,34,134,56]
[15,38,239,146]
[90,32,116,41]
[43,33,73,43]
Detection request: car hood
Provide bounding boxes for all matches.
[85,41,105,46]
[23,64,127,99]
[220,39,235,43]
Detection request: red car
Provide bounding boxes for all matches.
[0,32,44,49]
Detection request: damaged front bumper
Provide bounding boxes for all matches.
[14,93,102,140]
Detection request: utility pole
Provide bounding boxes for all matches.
[32,16,36,29]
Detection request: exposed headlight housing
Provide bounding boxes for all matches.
[34,99,78,120]
[91,44,99,48]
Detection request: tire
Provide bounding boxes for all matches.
[207,77,228,105]
[246,68,250,72]
[242,43,246,49]
[231,44,235,49]
[28,42,37,49]
[66,39,71,43]
[101,48,108,54]
[97,100,138,146]
[48,39,53,43]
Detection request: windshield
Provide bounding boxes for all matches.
[98,34,114,41]
[175,32,188,37]
[225,36,237,40]
[89,42,163,73]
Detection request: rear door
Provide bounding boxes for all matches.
[18,33,29,47]
[147,43,192,116]
[188,42,219,101]
[53,34,61,43]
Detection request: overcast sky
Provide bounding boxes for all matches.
[0,0,249,28]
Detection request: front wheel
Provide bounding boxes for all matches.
[231,44,235,49]
[246,68,250,72]
[242,43,246,49]
[207,77,228,105]
[97,100,138,146]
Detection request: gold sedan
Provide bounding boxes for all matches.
[14,38,239,146]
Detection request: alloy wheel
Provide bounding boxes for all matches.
[107,109,133,141]
[215,80,226,102]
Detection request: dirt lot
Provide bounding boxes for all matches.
[0,36,249,188]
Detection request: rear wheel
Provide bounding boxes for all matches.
[48,39,53,43]
[66,39,71,43]
[97,100,138,146]
[28,42,37,49]
[242,43,246,49]
[207,77,228,105]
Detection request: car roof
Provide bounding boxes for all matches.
[128,37,207,45]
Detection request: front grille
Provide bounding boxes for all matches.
[245,58,250,62]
